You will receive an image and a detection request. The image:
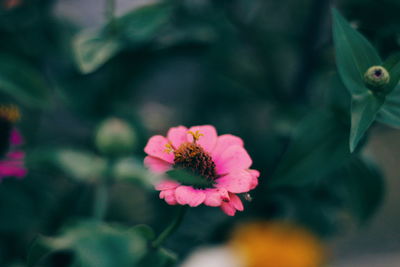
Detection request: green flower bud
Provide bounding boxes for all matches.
[364,66,390,88]
[95,118,136,157]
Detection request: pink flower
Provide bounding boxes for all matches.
[144,125,260,216]
[0,129,27,180]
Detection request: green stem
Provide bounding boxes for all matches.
[152,206,188,248]
[93,182,108,220]
[93,158,115,220]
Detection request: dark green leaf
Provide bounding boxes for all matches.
[43,221,147,267]
[138,247,177,267]
[382,52,400,70]
[166,169,211,188]
[0,54,50,107]
[118,3,173,43]
[73,29,122,74]
[129,224,155,241]
[27,236,52,267]
[342,157,384,222]
[377,84,400,127]
[349,92,385,152]
[56,150,107,182]
[271,111,350,187]
[73,2,173,74]
[383,58,400,94]
[332,8,381,95]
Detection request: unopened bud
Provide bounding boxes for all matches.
[364,66,390,89]
[95,118,136,157]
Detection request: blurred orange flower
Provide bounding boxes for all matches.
[230,222,325,267]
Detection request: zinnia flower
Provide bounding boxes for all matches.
[144,125,259,216]
[230,222,325,267]
[0,105,27,180]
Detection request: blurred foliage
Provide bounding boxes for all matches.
[0,0,399,266]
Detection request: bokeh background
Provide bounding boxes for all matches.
[0,0,400,266]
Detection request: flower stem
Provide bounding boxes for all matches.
[152,206,188,248]
[93,182,108,220]
[93,158,115,220]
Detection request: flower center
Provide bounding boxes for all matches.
[0,105,20,123]
[174,142,218,182]
[166,131,218,187]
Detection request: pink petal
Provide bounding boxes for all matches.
[7,151,25,160]
[0,161,26,178]
[167,126,188,149]
[229,193,244,211]
[215,170,253,193]
[187,125,217,153]
[155,180,180,190]
[160,189,177,205]
[214,145,252,175]
[220,202,236,216]
[204,188,229,207]
[211,134,243,160]
[10,129,23,146]
[248,169,260,190]
[144,135,174,163]
[175,186,206,207]
[144,156,172,174]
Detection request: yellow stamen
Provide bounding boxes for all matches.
[164,142,174,154]
[188,130,203,143]
[0,105,20,122]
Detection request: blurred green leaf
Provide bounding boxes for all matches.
[137,247,177,267]
[166,169,211,188]
[349,93,384,152]
[73,29,122,74]
[0,181,36,233]
[0,54,50,107]
[113,157,158,188]
[129,224,155,241]
[27,236,51,267]
[56,150,106,182]
[377,84,400,127]
[342,157,384,223]
[271,112,350,187]
[36,221,147,267]
[73,2,173,74]
[332,8,381,95]
[118,2,173,43]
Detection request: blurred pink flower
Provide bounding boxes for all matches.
[0,129,27,180]
[144,125,260,216]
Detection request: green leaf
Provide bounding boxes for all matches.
[349,92,385,152]
[271,111,350,187]
[118,2,173,43]
[377,84,400,127]
[56,150,107,182]
[73,29,122,74]
[384,57,400,94]
[129,224,155,241]
[166,169,211,188]
[0,54,50,107]
[137,247,177,267]
[40,221,147,267]
[72,2,173,74]
[27,236,52,267]
[113,157,158,188]
[332,8,382,95]
[332,9,387,152]
[342,157,384,222]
